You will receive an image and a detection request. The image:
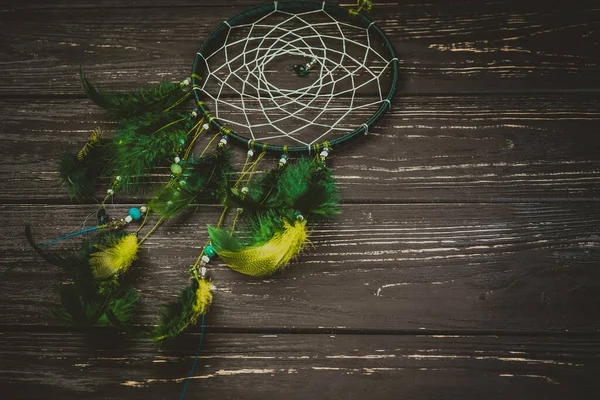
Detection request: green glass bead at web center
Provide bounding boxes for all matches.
[293,64,309,76]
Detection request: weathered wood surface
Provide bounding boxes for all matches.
[2,203,600,332]
[0,1,599,95]
[1,332,598,400]
[0,0,599,399]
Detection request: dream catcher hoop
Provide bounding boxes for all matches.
[193,0,398,153]
[13,0,398,397]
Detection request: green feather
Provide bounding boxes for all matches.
[27,226,139,327]
[58,136,110,201]
[268,157,340,217]
[80,68,189,120]
[25,224,90,272]
[53,281,140,328]
[224,165,283,213]
[208,215,308,276]
[291,159,340,217]
[109,111,192,193]
[152,278,213,342]
[227,157,340,219]
[149,149,233,218]
[100,286,140,327]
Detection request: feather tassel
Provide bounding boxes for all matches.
[208,217,308,276]
[152,278,213,342]
[89,234,139,280]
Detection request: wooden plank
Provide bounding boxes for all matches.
[1,95,599,203]
[0,331,597,400]
[2,203,599,331]
[0,1,598,95]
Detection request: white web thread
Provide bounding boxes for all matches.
[196,5,394,148]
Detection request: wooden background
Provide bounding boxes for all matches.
[1,0,599,399]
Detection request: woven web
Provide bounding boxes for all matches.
[196,4,394,149]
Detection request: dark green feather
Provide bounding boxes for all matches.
[52,281,140,328]
[80,68,189,120]
[224,165,283,213]
[149,149,233,218]
[27,226,139,327]
[151,278,210,342]
[58,137,111,201]
[226,157,340,219]
[109,111,192,193]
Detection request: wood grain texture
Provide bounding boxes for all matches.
[2,203,599,331]
[1,0,599,398]
[0,332,597,400]
[0,1,599,95]
[1,95,598,203]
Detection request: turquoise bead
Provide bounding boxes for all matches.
[170,163,183,175]
[129,207,142,220]
[204,244,216,258]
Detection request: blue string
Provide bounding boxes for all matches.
[0,226,100,278]
[179,313,206,400]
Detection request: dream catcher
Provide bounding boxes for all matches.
[19,0,397,396]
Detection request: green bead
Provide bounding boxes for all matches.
[204,244,216,258]
[294,64,309,76]
[170,163,183,175]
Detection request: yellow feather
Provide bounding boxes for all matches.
[216,219,308,276]
[89,234,139,280]
[192,279,213,319]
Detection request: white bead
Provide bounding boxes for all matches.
[115,176,122,181]
[279,157,287,165]
[320,150,329,158]
[125,215,133,223]
[219,138,228,145]
[191,110,197,117]
[241,187,249,194]
[201,255,210,264]
[203,123,209,130]
[140,206,147,213]
[182,78,190,86]
[174,156,181,163]
[247,149,254,158]
[200,266,207,277]
[107,189,114,195]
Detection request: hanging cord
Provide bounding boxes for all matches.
[164,91,193,113]
[179,313,205,400]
